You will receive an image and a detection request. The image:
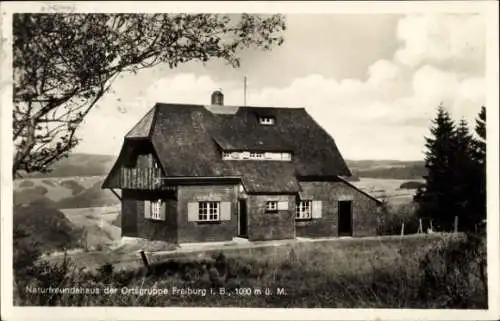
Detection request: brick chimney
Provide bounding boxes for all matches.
[211,90,224,105]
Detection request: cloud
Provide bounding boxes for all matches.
[394,14,485,73]
[410,65,485,120]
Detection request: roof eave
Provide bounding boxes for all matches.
[336,176,383,204]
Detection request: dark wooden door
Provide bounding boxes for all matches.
[338,200,353,236]
[239,199,248,238]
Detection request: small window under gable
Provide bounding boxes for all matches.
[249,152,264,159]
[265,201,278,213]
[259,116,275,125]
[222,150,292,161]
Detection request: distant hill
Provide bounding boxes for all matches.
[345,160,426,180]
[25,153,116,178]
[56,180,120,209]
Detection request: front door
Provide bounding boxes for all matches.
[238,199,248,238]
[338,200,353,236]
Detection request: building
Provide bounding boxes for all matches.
[102,91,383,243]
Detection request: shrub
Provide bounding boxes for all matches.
[377,202,419,235]
[97,263,114,277]
[30,254,73,306]
[14,186,49,206]
[60,179,85,196]
[13,225,41,270]
[418,234,487,308]
[57,181,120,209]
[13,225,42,303]
[42,179,56,187]
[19,180,35,187]
[14,198,81,253]
[13,227,75,306]
[400,181,425,190]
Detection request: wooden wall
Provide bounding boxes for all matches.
[297,181,381,237]
[246,194,296,241]
[176,184,239,243]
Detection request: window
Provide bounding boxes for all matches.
[250,152,264,159]
[145,199,164,220]
[222,150,291,161]
[296,200,312,220]
[198,201,220,222]
[151,199,162,220]
[259,117,275,125]
[265,201,278,213]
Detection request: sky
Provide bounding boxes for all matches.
[75,13,486,161]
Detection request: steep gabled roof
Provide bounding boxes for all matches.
[125,107,156,138]
[104,102,351,193]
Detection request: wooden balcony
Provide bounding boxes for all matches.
[120,167,163,190]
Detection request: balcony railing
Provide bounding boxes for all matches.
[120,167,163,190]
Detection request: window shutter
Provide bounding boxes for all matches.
[160,201,166,220]
[144,200,151,219]
[220,202,231,221]
[187,202,199,222]
[277,201,288,210]
[312,200,322,218]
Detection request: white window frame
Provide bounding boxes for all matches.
[198,201,220,222]
[222,150,291,161]
[150,199,163,220]
[250,152,264,159]
[296,200,312,220]
[259,117,275,125]
[265,201,278,212]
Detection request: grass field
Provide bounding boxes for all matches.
[15,233,487,308]
[350,178,423,205]
[60,206,121,250]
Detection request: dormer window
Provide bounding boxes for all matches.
[222,150,291,161]
[259,117,275,125]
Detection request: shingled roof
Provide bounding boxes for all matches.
[104,102,351,193]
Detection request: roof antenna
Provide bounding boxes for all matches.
[243,76,247,106]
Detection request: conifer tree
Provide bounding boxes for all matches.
[415,105,457,231]
[451,119,477,230]
[471,107,487,225]
[473,106,486,164]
